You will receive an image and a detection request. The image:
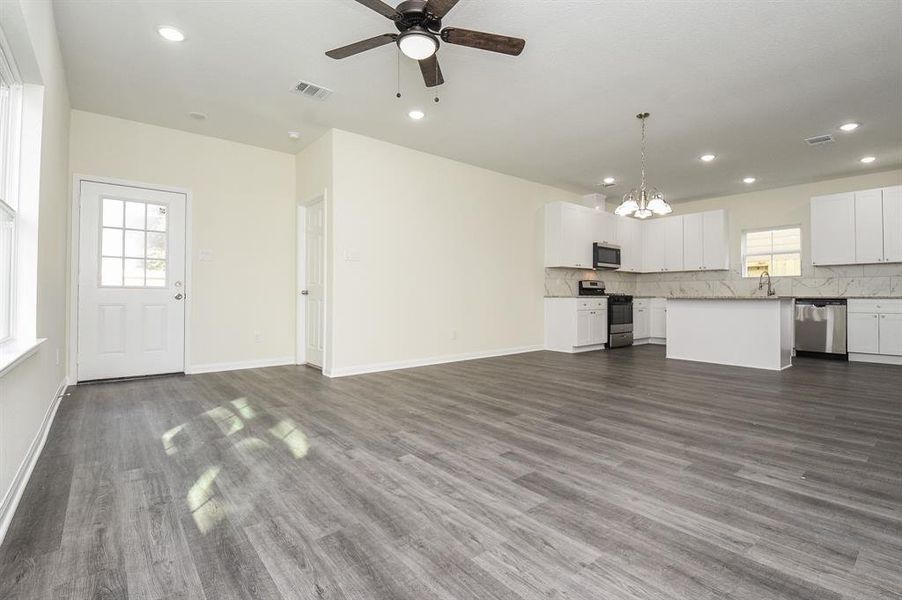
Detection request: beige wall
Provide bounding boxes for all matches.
[69,110,297,370]
[0,0,71,536]
[326,129,579,375]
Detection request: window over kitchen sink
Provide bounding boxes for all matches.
[742,226,801,277]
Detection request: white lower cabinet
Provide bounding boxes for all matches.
[633,298,666,344]
[848,299,902,363]
[879,314,902,356]
[848,312,879,354]
[545,298,608,353]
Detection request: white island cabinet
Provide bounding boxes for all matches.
[666,298,794,370]
[544,298,608,353]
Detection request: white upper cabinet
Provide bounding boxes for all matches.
[883,186,902,263]
[643,219,667,272]
[854,189,884,265]
[616,217,643,272]
[593,210,619,246]
[544,202,593,269]
[682,213,704,271]
[702,210,730,270]
[663,216,684,272]
[643,216,684,272]
[811,186,902,266]
[811,192,856,266]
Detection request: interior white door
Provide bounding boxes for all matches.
[77,181,186,380]
[304,199,325,367]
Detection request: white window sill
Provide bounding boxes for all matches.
[0,338,46,378]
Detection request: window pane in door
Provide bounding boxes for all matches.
[101,257,123,286]
[124,258,145,286]
[146,204,167,231]
[124,230,145,258]
[146,232,166,259]
[146,259,166,287]
[125,201,145,229]
[101,227,123,257]
[102,199,123,228]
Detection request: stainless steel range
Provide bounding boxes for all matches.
[607,294,634,348]
[577,281,634,348]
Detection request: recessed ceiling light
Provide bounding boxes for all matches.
[839,122,860,132]
[408,109,425,121]
[742,177,756,184]
[603,177,616,185]
[288,131,300,140]
[157,26,186,42]
[188,111,207,121]
[700,154,716,162]
[860,155,876,164]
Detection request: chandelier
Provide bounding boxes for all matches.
[615,112,672,219]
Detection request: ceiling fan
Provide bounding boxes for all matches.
[325,0,526,88]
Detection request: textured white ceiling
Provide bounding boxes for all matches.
[53,0,902,201]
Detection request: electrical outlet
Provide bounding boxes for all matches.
[450,329,457,340]
[55,348,60,366]
[253,330,262,343]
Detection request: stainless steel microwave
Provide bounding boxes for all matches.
[593,243,621,270]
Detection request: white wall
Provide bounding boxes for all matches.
[69,110,297,370]
[325,129,579,375]
[0,0,71,539]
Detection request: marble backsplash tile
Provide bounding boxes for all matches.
[546,266,901,298]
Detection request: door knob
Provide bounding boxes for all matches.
[300,290,309,296]
[174,293,183,300]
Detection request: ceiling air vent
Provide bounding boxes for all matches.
[291,80,333,101]
[804,134,834,146]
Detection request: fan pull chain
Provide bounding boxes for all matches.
[433,59,440,103]
[396,47,402,98]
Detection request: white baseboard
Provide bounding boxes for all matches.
[0,377,68,545]
[186,356,296,375]
[849,352,902,366]
[633,338,665,346]
[324,345,543,378]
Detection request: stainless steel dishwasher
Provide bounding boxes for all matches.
[794,298,847,358]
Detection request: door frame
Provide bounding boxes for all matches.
[68,174,193,381]
[296,191,328,369]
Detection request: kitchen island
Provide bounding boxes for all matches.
[666,297,794,370]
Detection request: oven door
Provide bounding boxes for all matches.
[594,244,621,269]
[609,300,633,333]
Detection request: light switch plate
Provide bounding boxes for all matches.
[199,249,214,262]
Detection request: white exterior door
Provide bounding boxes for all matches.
[77,181,186,380]
[304,199,325,367]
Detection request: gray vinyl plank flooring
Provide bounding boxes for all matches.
[2,346,902,599]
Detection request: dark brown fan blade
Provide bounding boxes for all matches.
[326,34,397,59]
[441,28,525,56]
[418,55,444,87]
[353,0,402,20]
[424,0,460,19]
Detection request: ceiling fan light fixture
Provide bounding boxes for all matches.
[398,27,438,60]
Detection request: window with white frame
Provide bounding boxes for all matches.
[742,226,801,278]
[0,42,22,343]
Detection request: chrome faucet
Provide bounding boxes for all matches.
[758,270,775,296]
